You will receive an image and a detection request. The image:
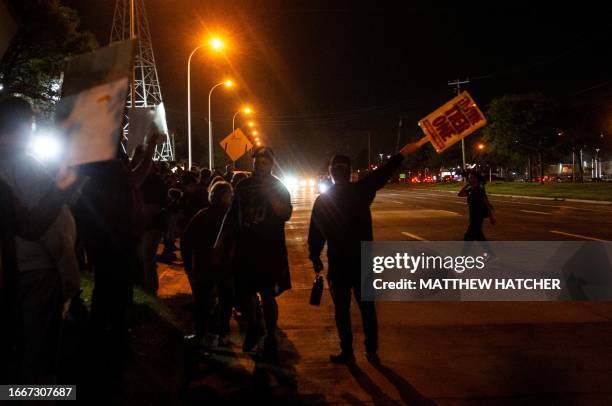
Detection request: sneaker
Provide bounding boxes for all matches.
[329,351,356,365]
[365,352,380,365]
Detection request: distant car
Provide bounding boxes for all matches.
[282,174,317,190]
[317,175,332,194]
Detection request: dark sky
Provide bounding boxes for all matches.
[64,1,611,172]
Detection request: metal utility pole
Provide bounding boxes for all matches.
[448,79,470,171]
[368,131,372,169]
[395,117,402,152]
[111,0,174,160]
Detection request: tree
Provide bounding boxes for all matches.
[482,93,559,180]
[0,0,98,115]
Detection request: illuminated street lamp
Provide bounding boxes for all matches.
[208,80,234,170]
[209,37,225,51]
[187,36,227,168]
[477,143,485,151]
[232,106,253,132]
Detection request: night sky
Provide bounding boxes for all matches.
[64,1,611,173]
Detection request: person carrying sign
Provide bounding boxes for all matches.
[307,141,420,365]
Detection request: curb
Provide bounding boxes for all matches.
[433,189,612,205]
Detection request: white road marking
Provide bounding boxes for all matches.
[383,190,612,213]
[549,230,605,241]
[401,231,428,241]
[520,209,550,215]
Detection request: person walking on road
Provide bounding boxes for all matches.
[308,141,419,365]
[217,146,292,360]
[458,171,496,241]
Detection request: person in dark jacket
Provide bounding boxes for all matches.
[181,181,233,346]
[308,141,419,365]
[217,146,292,359]
[458,171,496,241]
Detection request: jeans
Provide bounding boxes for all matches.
[328,277,378,354]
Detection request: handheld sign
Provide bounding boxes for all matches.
[58,78,129,166]
[417,91,486,152]
[220,128,253,162]
[57,40,134,165]
[127,102,169,156]
[61,39,134,97]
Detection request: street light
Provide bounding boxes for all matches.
[247,121,255,128]
[208,79,234,170]
[232,106,253,132]
[187,37,226,168]
[252,130,258,136]
[210,37,225,51]
[477,143,485,151]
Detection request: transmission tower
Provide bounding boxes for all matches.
[110,0,174,161]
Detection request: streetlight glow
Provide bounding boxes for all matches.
[252,130,258,136]
[248,121,255,127]
[243,106,253,114]
[477,143,485,150]
[209,37,224,51]
[224,79,234,87]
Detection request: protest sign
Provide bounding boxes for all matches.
[417,91,487,152]
[57,78,129,165]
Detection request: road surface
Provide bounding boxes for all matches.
[159,184,612,404]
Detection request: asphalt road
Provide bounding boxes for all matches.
[370,185,612,241]
[279,185,612,404]
[161,184,612,404]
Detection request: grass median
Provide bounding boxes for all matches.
[393,181,612,202]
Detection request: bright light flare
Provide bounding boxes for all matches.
[224,79,234,87]
[283,175,298,189]
[209,37,225,51]
[28,131,62,162]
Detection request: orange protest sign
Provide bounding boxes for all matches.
[418,91,487,153]
[220,128,253,162]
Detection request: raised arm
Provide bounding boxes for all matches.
[358,141,420,192]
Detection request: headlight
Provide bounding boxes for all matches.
[318,183,329,194]
[283,176,298,188]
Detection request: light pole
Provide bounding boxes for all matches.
[186,36,226,169]
[208,80,233,170]
[186,36,227,169]
[187,44,206,169]
[232,107,252,132]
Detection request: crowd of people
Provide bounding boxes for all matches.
[1,94,494,388]
[0,95,300,385]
